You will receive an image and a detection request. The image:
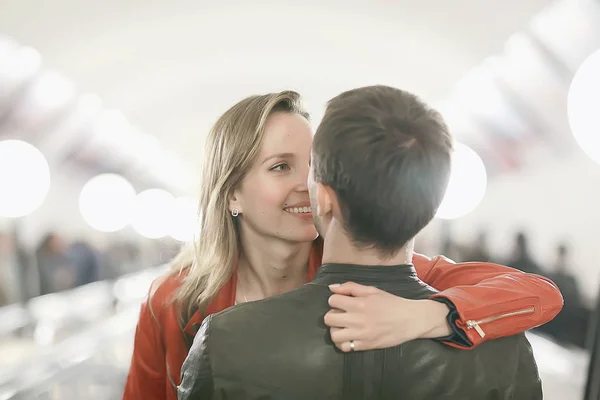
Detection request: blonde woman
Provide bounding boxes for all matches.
[122,91,562,400]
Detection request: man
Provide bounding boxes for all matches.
[542,243,589,347]
[506,232,543,276]
[178,86,542,399]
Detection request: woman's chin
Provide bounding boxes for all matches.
[286,226,319,243]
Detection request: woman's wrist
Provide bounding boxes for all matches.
[418,299,453,339]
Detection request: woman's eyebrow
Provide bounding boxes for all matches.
[261,152,295,164]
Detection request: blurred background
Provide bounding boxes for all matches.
[0,0,599,398]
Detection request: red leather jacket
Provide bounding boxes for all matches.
[122,245,562,400]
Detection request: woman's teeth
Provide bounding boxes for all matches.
[285,206,311,214]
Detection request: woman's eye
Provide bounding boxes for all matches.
[270,163,290,171]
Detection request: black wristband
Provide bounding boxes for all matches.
[430,297,473,348]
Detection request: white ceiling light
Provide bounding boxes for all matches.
[0,36,18,84]
[93,110,131,143]
[28,70,76,110]
[0,35,17,56]
[132,189,176,239]
[568,48,600,165]
[0,140,51,218]
[436,142,487,220]
[169,196,200,242]
[3,46,41,83]
[79,174,136,232]
[77,93,103,119]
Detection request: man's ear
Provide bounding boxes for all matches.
[316,183,338,217]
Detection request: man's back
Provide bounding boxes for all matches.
[179,264,542,400]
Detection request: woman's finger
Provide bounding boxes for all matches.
[329,282,379,297]
[328,293,363,311]
[330,327,360,344]
[339,339,364,353]
[324,309,356,328]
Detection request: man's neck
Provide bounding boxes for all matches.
[321,220,413,266]
[237,226,311,300]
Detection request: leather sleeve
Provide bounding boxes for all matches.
[178,315,215,400]
[512,336,544,399]
[412,253,564,349]
[430,297,473,347]
[122,291,167,400]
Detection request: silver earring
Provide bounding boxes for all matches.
[231,209,239,217]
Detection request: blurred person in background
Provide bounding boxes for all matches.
[0,232,29,304]
[101,241,143,280]
[540,243,590,348]
[0,232,14,306]
[465,230,491,262]
[506,231,543,276]
[0,280,6,307]
[441,237,464,261]
[123,90,562,400]
[67,240,100,286]
[35,232,77,295]
[551,243,584,308]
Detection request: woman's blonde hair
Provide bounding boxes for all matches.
[165,90,309,326]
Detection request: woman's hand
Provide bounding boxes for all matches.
[324,282,452,352]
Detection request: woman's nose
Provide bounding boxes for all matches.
[295,164,309,191]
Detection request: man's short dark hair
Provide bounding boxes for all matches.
[312,85,454,256]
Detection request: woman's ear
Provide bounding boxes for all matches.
[228,190,243,215]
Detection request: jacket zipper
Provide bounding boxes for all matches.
[465,306,535,339]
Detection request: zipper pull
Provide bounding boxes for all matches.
[466,320,486,338]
